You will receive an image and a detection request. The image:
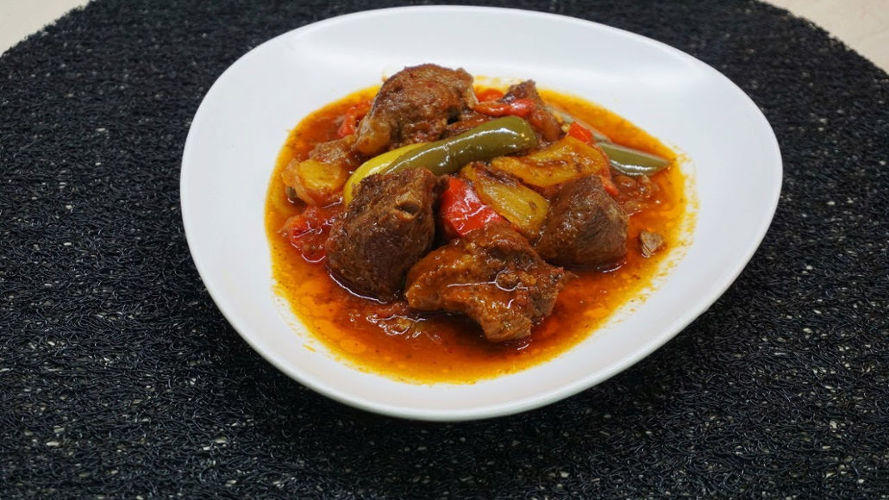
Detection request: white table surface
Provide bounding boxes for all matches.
[1,0,887,71]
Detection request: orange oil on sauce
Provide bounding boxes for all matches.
[265,86,691,383]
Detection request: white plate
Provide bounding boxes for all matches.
[181,6,781,421]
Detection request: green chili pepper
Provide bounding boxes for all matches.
[597,142,670,176]
[388,116,538,175]
[343,117,538,204]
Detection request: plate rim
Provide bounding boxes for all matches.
[180,5,783,421]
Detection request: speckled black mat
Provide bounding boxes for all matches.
[2,0,888,497]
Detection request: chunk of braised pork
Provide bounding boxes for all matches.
[535,176,628,268]
[326,168,444,300]
[405,223,566,342]
[354,64,478,155]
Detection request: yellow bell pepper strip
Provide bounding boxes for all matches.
[461,164,549,238]
[490,136,618,196]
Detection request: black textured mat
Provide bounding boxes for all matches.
[2,0,887,497]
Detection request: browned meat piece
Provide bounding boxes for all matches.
[535,176,628,268]
[326,168,444,300]
[639,230,665,258]
[501,80,562,142]
[406,223,566,342]
[308,134,362,171]
[354,64,477,155]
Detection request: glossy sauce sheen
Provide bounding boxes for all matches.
[265,87,688,383]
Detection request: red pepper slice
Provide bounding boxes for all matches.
[439,177,504,239]
[281,205,342,263]
[567,122,594,144]
[336,101,370,138]
[474,98,536,118]
[475,88,505,102]
[506,98,535,118]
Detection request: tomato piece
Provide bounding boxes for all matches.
[567,122,594,144]
[439,177,504,239]
[336,101,370,138]
[281,205,342,263]
[475,88,504,102]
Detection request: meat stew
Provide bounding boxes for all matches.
[265,64,689,382]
